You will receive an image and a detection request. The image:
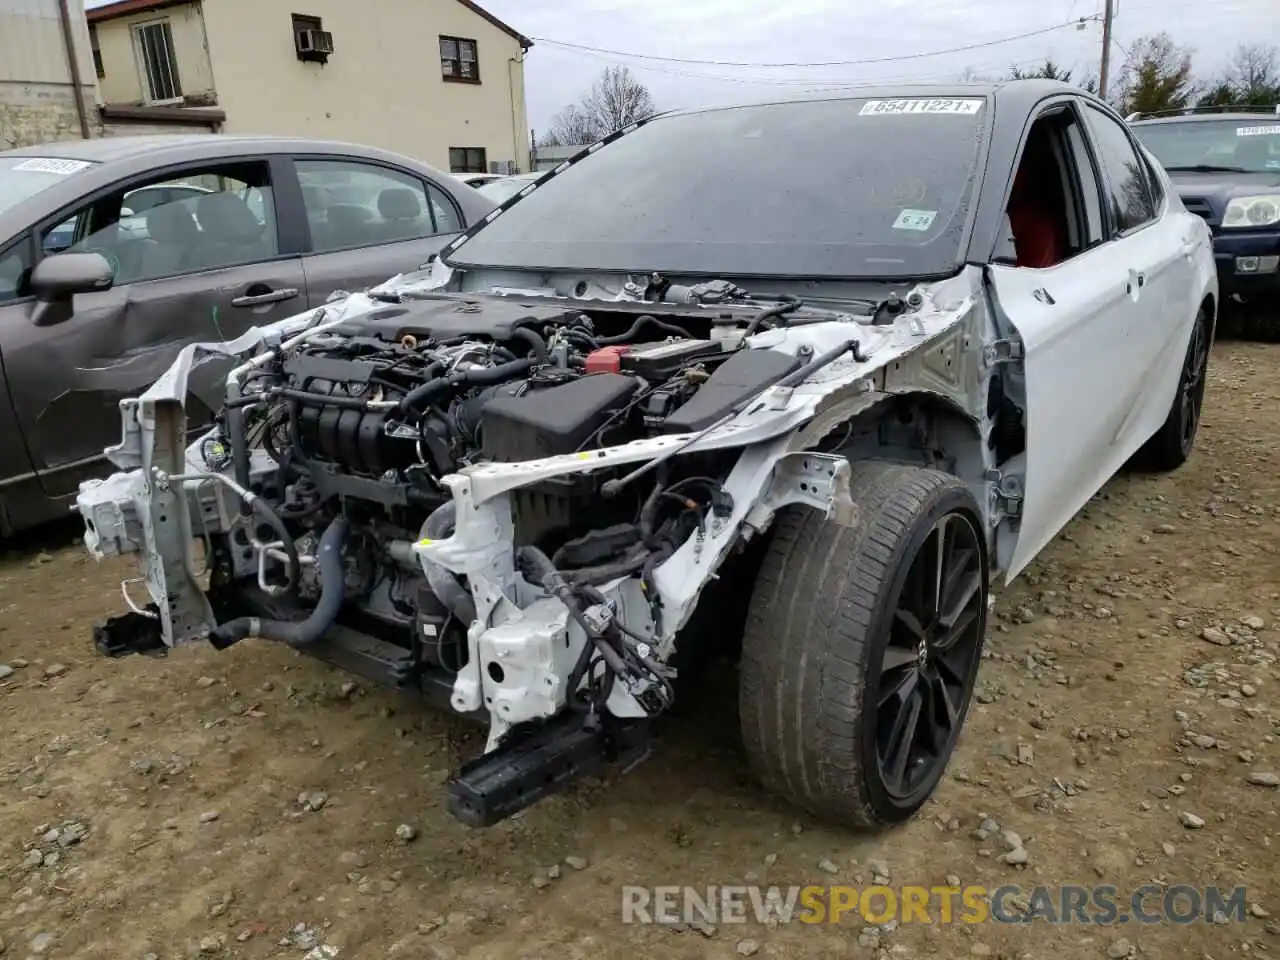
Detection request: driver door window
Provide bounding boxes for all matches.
[40,161,279,285]
[0,238,31,303]
[1003,109,1103,269]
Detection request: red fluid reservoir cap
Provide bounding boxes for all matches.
[584,345,628,374]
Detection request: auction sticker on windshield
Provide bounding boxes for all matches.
[892,209,937,231]
[1237,125,1280,137]
[12,158,92,175]
[859,98,984,116]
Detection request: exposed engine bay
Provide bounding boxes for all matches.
[205,296,808,717]
[76,269,1018,827]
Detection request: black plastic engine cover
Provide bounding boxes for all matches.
[662,348,803,433]
[335,295,574,343]
[480,373,640,461]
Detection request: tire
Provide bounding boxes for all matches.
[1138,305,1210,472]
[739,461,989,828]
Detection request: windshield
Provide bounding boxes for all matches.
[476,176,539,204]
[446,96,989,279]
[0,156,96,218]
[1132,119,1280,173]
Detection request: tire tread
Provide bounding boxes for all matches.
[739,460,979,827]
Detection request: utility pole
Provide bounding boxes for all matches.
[1098,0,1115,102]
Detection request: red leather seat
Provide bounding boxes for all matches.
[1007,165,1063,269]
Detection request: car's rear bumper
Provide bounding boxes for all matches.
[1213,230,1280,299]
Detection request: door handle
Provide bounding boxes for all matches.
[231,287,299,308]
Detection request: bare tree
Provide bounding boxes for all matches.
[544,105,601,148]
[1116,33,1197,116]
[543,66,657,148]
[1227,43,1280,101]
[582,66,657,136]
[1198,43,1280,107]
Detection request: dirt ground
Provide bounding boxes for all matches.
[2,331,1280,960]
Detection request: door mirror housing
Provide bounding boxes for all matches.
[29,252,114,327]
[31,252,115,302]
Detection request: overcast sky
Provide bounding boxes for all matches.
[85,0,1275,132]
[482,0,1275,132]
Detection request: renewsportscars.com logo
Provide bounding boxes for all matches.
[620,884,1250,926]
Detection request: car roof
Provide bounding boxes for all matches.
[1130,112,1280,125]
[0,133,435,164]
[654,78,1078,119]
[0,134,497,241]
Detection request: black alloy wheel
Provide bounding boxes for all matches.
[874,511,985,800]
[739,462,990,828]
[1178,311,1210,456]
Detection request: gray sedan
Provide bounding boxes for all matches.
[0,135,495,535]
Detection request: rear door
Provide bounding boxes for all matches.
[987,98,1159,579]
[1,155,308,498]
[1079,103,1199,439]
[293,157,466,304]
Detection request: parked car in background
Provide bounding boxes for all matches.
[0,134,495,536]
[43,182,214,252]
[1130,106,1280,311]
[451,172,507,189]
[473,171,545,204]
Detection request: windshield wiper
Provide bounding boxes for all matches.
[1163,164,1248,173]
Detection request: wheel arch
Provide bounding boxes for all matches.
[798,388,991,496]
[1201,291,1218,343]
[791,387,1002,572]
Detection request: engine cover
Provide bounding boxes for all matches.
[334,296,577,343]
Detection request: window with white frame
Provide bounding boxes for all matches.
[132,19,183,104]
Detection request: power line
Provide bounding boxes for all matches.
[547,35,1086,96]
[529,16,1102,70]
[541,40,1069,89]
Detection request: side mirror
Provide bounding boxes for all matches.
[29,252,114,326]
[31,252,115,302]
[120,206,135,217]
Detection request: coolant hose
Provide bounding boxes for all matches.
[595,314,690,345]
[509,326,548,361]
[421,502,478,625]
[398,357,535,416]
[207,516,349,650]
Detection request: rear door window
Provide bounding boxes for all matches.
[296,159,459,252]
[1081,105,1157,234]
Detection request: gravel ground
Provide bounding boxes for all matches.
[0,334,1278,960]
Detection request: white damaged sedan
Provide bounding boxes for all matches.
[75,80,1216,830]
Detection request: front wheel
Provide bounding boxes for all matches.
[739,461,989,828]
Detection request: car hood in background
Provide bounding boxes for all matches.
[1166,170,1280,225]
